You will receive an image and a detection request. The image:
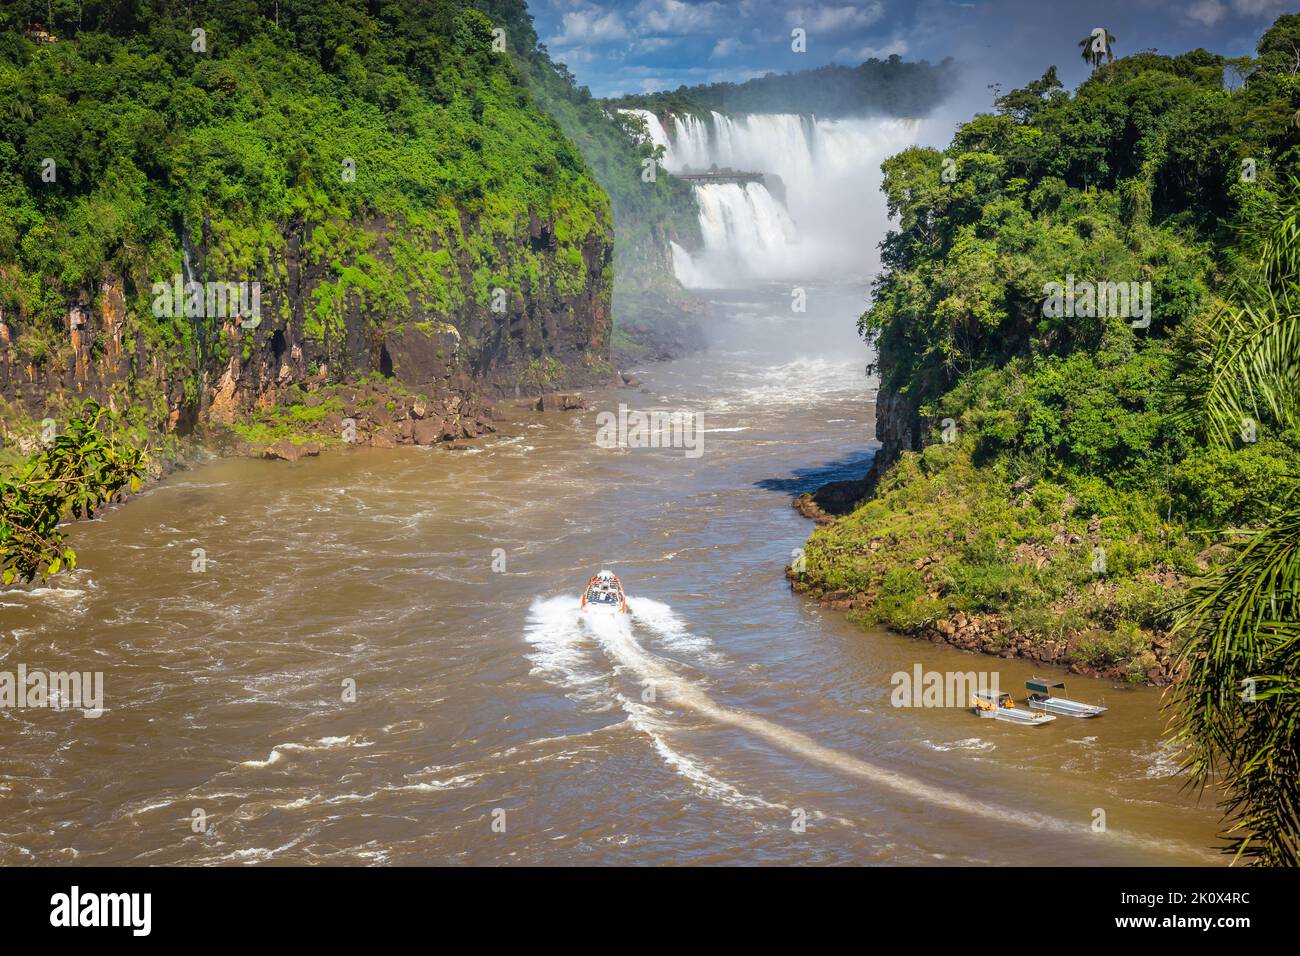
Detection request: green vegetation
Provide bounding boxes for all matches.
[611,56,958,119]
[471,0,698,292]
[805,442,1193,681]
[800,14,1300,860]
[1166,93,1300,865]
[229,392,345,448]
[1,399,147,584]
[1,0,618,587]
[0,0,610,387]
[802,16,1300,663]
[1169,508,1300,865]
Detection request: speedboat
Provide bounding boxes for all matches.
[1024,678,1107,718]
[580,570,628,616]
[971,690,1055,725]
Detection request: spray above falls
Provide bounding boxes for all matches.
[624,108,925,289]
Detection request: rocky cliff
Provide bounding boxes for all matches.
[1,207,611,450]
[0,3,614,456]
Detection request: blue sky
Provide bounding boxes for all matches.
[529,0,1296,100]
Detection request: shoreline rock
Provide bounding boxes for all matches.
[788,570,1180,685]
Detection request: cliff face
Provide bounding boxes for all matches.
[791,349,920,523]
[201,206,613,423]
[866,368,920,480]
[0,4,614,449]
[0,205,612,440]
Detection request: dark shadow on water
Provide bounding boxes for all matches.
[755,446,878,496]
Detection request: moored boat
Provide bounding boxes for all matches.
[971,689,1056,725]
[1024,678,1107,718]
[580,570,628,615]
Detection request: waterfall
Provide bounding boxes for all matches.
[623,108,926,288]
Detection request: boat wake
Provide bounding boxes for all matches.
[525,594,779,812]
[525,594,1215,860]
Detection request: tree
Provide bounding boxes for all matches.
[1167,509,1300,864]
[1167,173,1300,865]
[994,66,1064,123]
[1177,177,1300,447]
[1078,30,1117,70]
[1,400,147,586]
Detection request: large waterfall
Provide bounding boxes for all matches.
[625,108,925,288]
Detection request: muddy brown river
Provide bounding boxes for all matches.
[0,284,1223,865]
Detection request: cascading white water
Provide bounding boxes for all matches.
[623,108,925,288]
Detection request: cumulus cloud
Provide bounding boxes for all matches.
[1186,0,1226,26]
[550,46,600,66]
[786,3,886,32]
[547,8,630,47]
[1181,0,1289,25]
[711,37,744,58]
[634,37,676,53]
[636,0,725,35]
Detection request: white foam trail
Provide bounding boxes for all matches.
[626,699,785,812]
[530,594,1212,860]
[629,597,722,664]
[523,595,615,702]
[525,596,776,808]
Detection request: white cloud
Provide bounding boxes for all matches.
[847,38,910,60]
[1230,0,1289,16]
[786,3,885,32]
[636,0,725,35]
[547,8,630,46]
[633,37,675,54]
[711,37,744,58]
[1186,0,1227,25]
[1182,0,1289,25]
[548,46,600,66]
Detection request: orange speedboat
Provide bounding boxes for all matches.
[581,570,628,615]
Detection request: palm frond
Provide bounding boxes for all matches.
[1255,176,1300,289]
[1176,177,1300,446]
[1190,290,1300,446]
[1166,507,1300,865]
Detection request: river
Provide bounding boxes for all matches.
[0,283,1223,865]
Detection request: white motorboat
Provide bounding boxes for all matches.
[971,690,1056,725]
[580,570,628,616]
[1025,678,1107,718]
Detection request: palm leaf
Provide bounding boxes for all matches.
[1166,508,1300,865]
[1191,289,1300,446]
[1176,177,1300,446]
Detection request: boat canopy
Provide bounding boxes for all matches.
[1026,678,1066,693]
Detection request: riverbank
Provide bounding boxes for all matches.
[789,444,1209,686]
[1,300,704,587]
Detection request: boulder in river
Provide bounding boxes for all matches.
[263,440,321,462]
[412,419,443,446]
[536,393,586,412]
